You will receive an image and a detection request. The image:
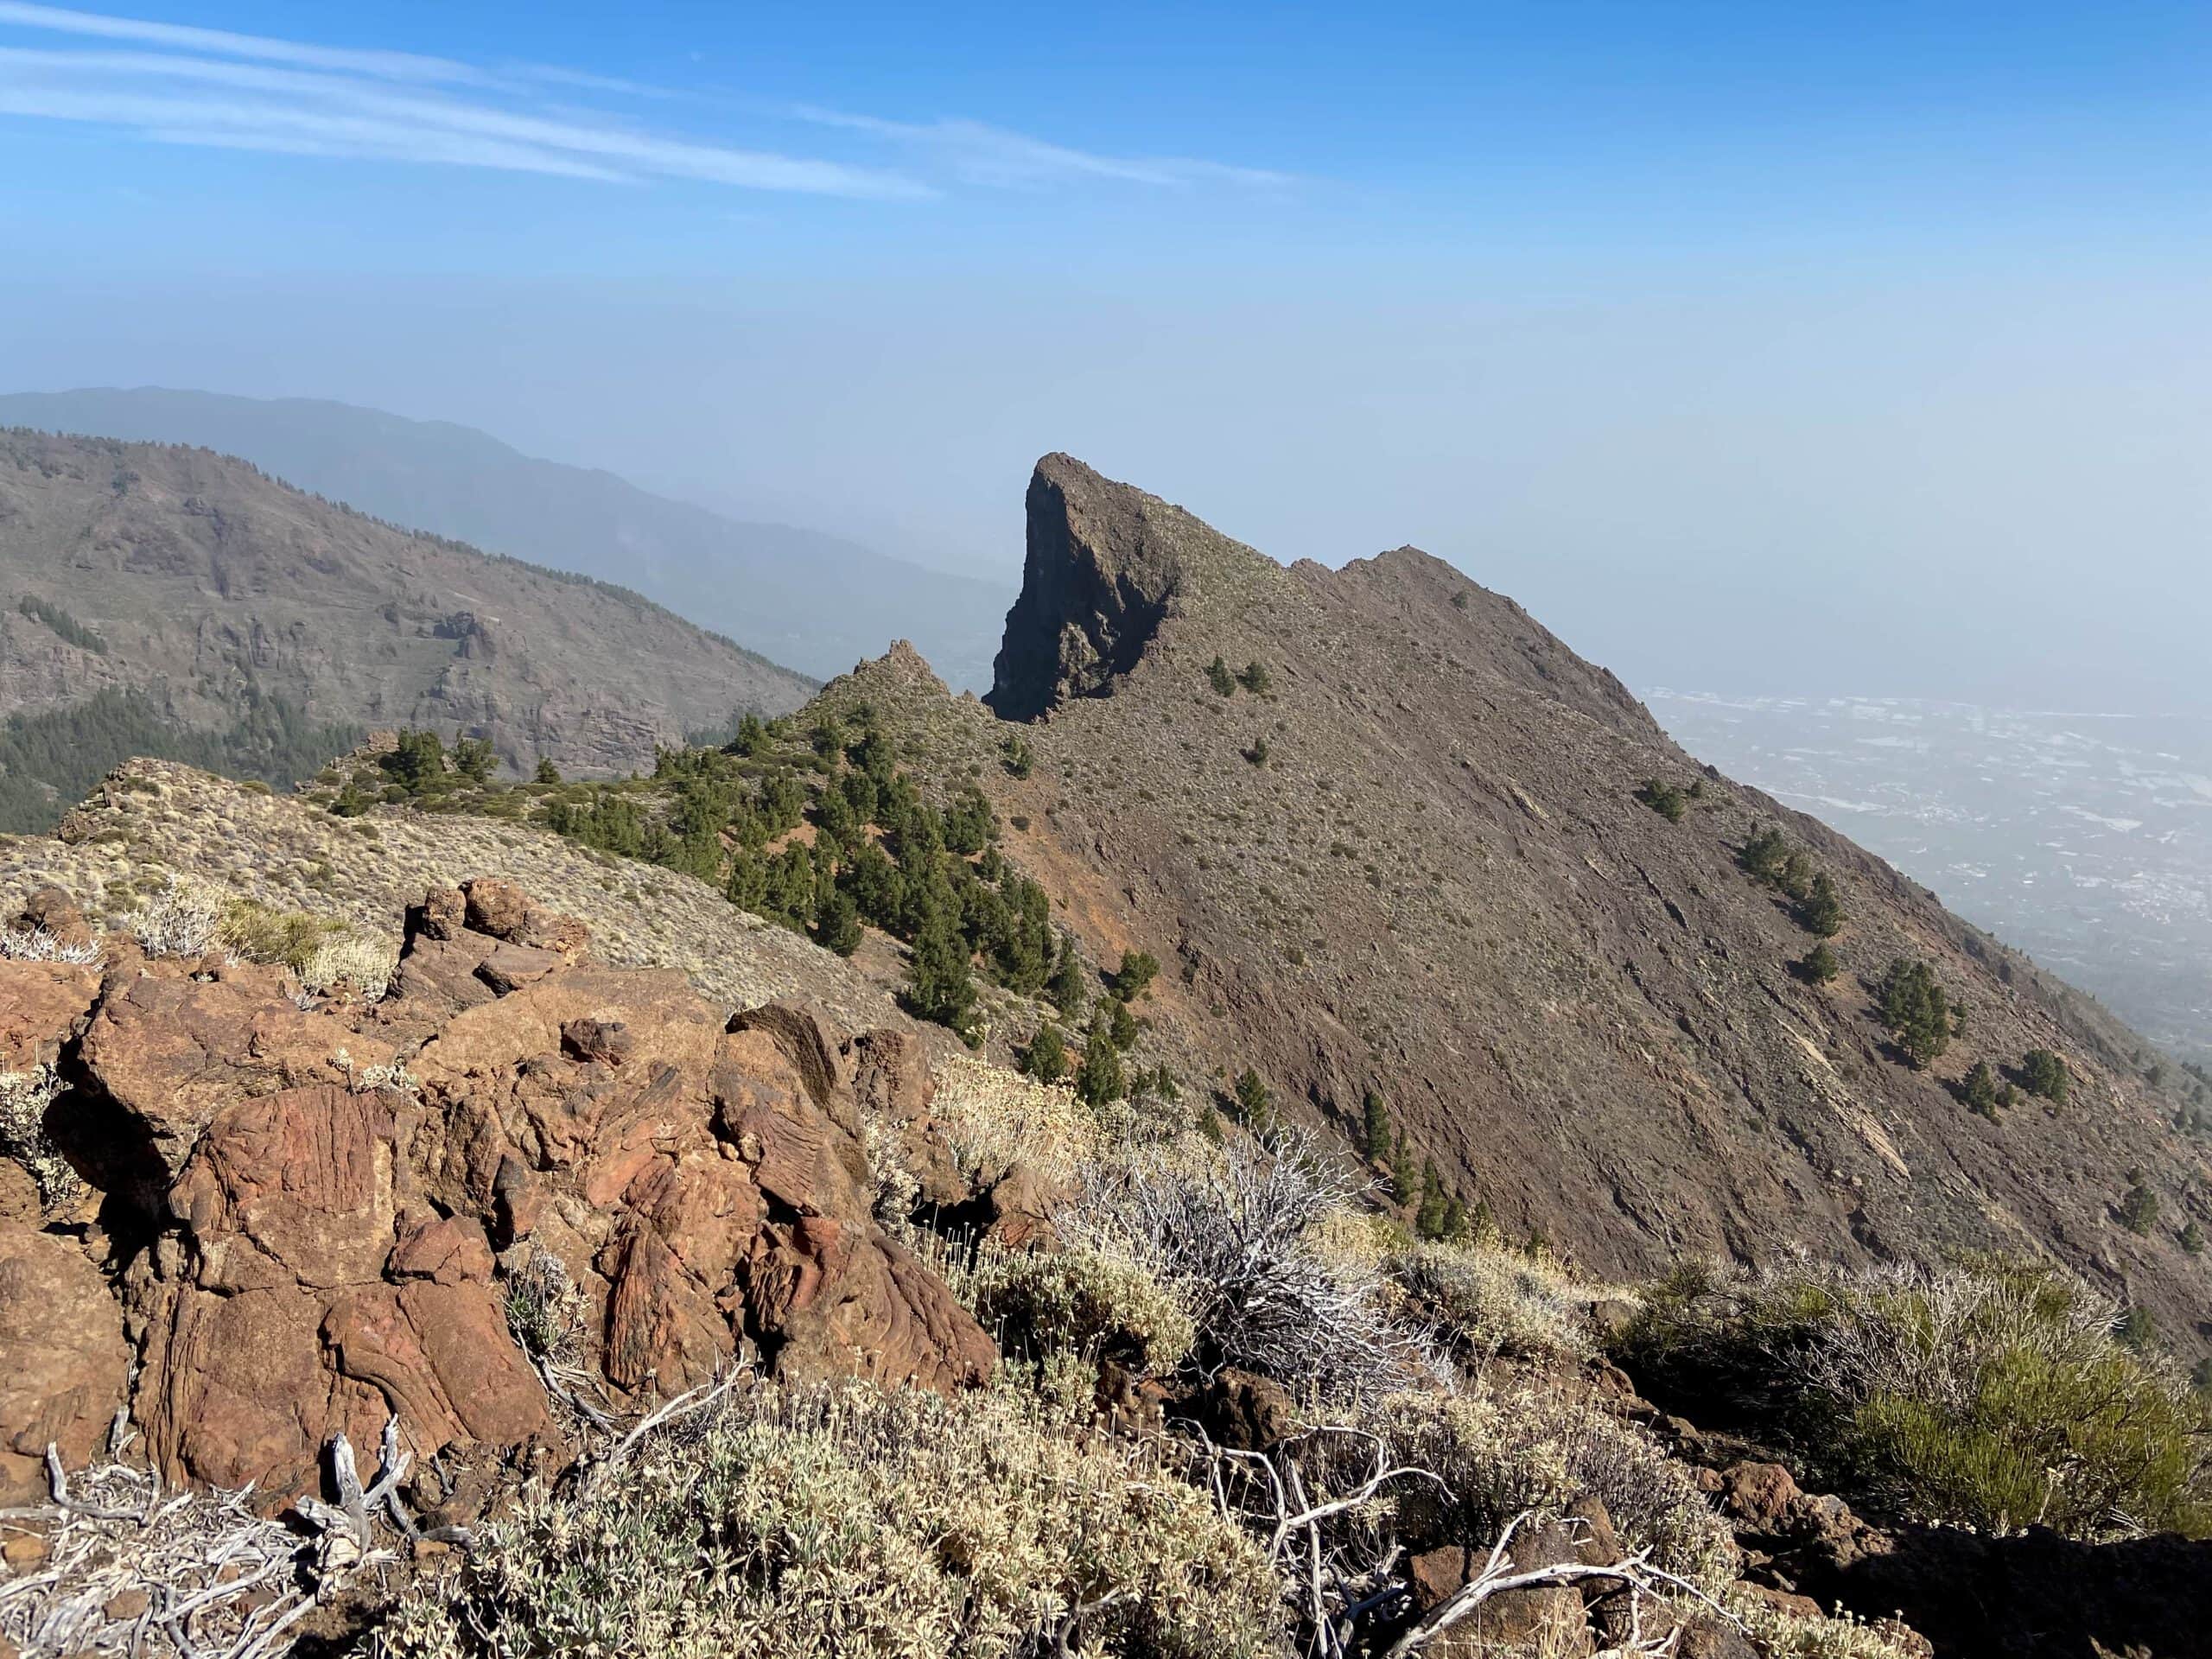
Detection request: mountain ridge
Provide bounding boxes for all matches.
[862,453,2212,1347]
[0,387,1013,690]
[0,429,816,804]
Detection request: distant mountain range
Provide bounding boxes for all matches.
[0,388,1010,690]
[0,429,814,822]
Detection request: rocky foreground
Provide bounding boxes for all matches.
[0,874,2204,1658]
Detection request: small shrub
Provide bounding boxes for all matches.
[2022,1047,2071,1103]
[1206,656,1237,696]
[1389,1239,1599,1365]
[297,932,399,1001]
[1635,779,1687,822]
[963,1245,1196,1375]
[1618,1258,2211,1538]
[1235,661,1271,695]
[1310,1388,1736,1592]
[377,1372,1286,1659]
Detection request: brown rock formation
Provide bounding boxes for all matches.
[0,879,993,1510]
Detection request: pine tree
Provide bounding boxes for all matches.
[1106,996,1140,1051]
[2181,1219,2204,1255]
[905,901,978,1040]
[1232,1067,1273,1130]
[1360,1088,1391,1162]
[1415,1158,1448,1240]
[1206,656,1236,696]
[1076,1011,1126,1108]
[815,888,861,957]
[2022,1048,2071,1103]
[1802,942,1840,983]
[1878,958,1954,1068]
[1390,1128,1418,1206]
[1798,873,1846,938]
[1112,950,1160,1001]
[1236,660,1272,695]
[1021,1024,1069,1084]
[2120,1178,2160,1236]
[1047,935,1088,1022]
[532,757,562,785]
[1441,1194,1470,1244]
[1739,826,1789,883]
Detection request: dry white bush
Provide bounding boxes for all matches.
[1388,1240,1605,1367]
[296,931,398,1001]
[373,1370,1288,1659]
[0,925,103,968]
[953,1240,1198,1375]
[931,1054,1099,1188]
[1065,1129,1435,1402]
[0,1456,315,1659]
[0,1065,79,1212]
[124,877,225,960]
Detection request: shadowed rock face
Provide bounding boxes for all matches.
[989,454,1240,719]
[0,880,995,1510]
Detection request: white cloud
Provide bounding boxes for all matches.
[0,0,480,83]
[0,5,1289,202]
[794,105,1296,192]
[0,40,928,196]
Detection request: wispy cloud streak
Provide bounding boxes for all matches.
[0,4,1291,202]
[794,106,1296,192]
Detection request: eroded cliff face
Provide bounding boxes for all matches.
[990,454,1265,719]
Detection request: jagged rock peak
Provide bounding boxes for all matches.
[987,454,1276,721]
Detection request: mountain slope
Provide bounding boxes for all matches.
[0,429,814,804]
[846,454,2212,1344]
[0,387,1012,689]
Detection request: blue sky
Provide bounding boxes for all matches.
[0,2,2207,709]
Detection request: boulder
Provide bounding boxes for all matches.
[1718,1459,1801,1535]
[0,1223,129,1504]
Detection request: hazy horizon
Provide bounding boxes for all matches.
[1,2,2205,713]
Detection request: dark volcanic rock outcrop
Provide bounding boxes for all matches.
[0,880,992,1508]
[989,454,1266,719]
